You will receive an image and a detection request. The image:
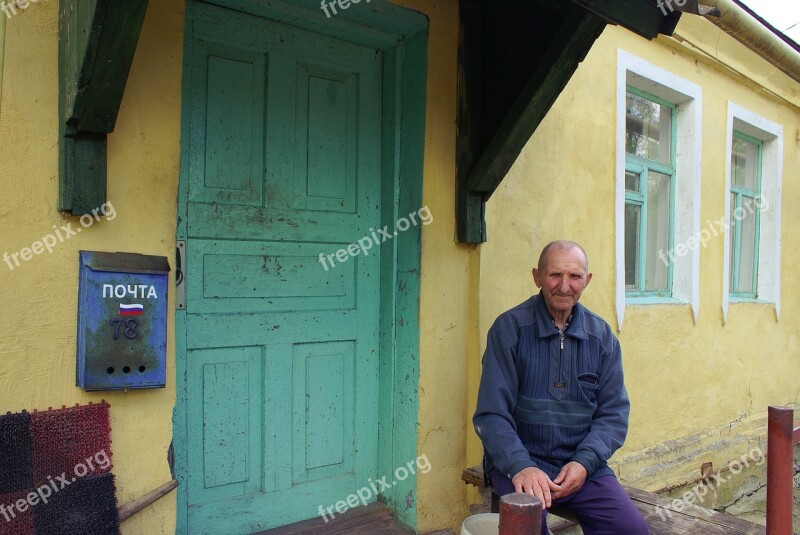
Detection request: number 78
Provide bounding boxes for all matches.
[109,318,139,340]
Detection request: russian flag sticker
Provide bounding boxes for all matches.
[120,303,144,316]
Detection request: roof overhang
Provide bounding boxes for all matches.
[456,0,720,243]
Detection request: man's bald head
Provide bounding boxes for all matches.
[537,241,589,273]
[533,241,592,323]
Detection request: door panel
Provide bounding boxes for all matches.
[293,64,358,213]
[182,2,383,532]
[291,341,355,483]
[188,39,266,206]
[188,240,354,313]
[186,346,264,503]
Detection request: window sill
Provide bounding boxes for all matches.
[729,296,773,304]
[625,296,686,306]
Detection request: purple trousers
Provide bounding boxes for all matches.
[489,470,649,535]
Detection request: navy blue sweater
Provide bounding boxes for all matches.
[474,293,629,482]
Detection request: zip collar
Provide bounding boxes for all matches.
[533,292,589,340]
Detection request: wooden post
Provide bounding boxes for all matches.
[499,493,542,535]
[766,406,795,535]
[118,479,178,523]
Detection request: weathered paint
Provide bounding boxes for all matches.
[0,1,183,533]
[469,18,800,529]
[382,0,477,533]
[177,4,385,531]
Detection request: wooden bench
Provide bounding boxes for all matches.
[462,465,767,534]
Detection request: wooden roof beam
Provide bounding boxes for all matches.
[462,10,607,195]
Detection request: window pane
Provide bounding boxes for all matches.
[736,199,757,294]
[625,203,640,289]
[625,171,640,192]
[732,136,759,191]
[645,171,670,291]
[626,92,672,165]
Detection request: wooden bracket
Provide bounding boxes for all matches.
[58,0,149,214]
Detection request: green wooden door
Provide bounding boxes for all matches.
[180,2,382,532]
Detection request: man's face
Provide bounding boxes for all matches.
[532,246,592,315]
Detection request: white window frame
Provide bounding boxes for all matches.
[722,103,782,322]
[615,50,702,331]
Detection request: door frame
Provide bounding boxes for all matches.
[173,1,429,532]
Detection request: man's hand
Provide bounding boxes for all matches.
[552,461,587,499]
[511,467,562,508]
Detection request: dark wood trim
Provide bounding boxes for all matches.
[455,0,487,243]
[455,0,690,243]
[570,0,681,39]
[58,0,149,214]
[463,10,607,194]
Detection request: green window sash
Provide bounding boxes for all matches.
[625,86,676,298]
[729,131,763,299]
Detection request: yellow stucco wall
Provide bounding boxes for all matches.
[0,12,6,121]
[5,1,794,534]
[0,0,468,533]
[469,13,800,515]
[389,1,476,533]
[0,1,183,533]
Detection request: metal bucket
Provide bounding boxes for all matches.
[461,513,499,535]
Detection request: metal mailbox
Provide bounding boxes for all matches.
[77,251,170,390]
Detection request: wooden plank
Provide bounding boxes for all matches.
[251,502,398,535]
[569,0,681,39]
[455,0,487,244]
[625,486,765,534]
[59,131,107,214]
[463,10,606,194]
[59,0,100,129]
[70,0,150,133]
[118,479,178,523]
[386,28,428,530]
[462,466,485,487]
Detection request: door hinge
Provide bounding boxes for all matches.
[176,241,185,310]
